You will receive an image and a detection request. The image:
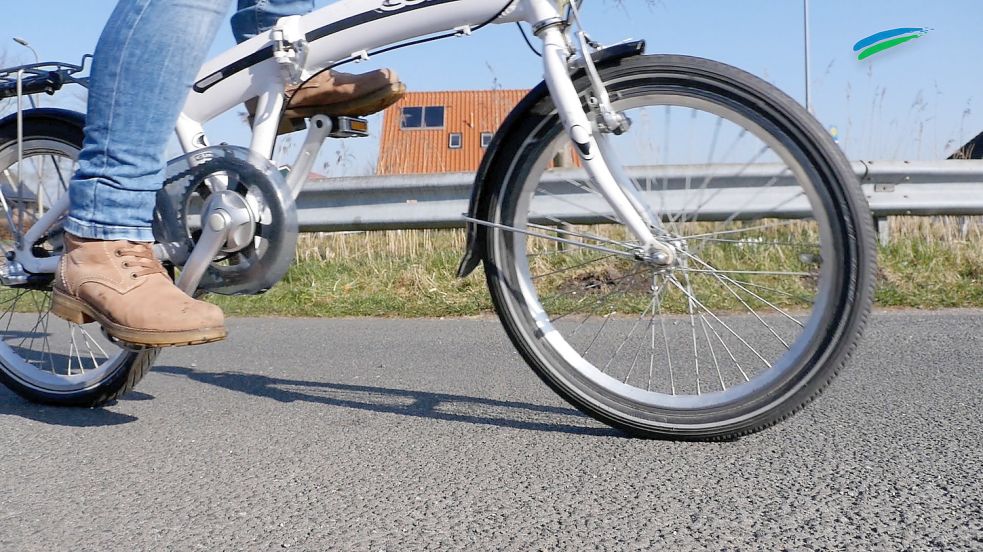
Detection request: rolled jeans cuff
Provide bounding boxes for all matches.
[63,218,155,242]
[64,179,157,242]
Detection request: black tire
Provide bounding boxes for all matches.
[482,55,875,440]
[0,112,159,406]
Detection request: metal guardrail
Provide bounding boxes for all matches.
[295,160,983,233]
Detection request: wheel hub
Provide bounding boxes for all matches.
[634,237,684,272]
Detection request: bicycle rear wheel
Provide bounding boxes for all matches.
[0,113,157,406]
[482,55,875,439]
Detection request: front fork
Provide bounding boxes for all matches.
[536,22,675,266]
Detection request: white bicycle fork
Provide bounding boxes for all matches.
[520,0,674,264]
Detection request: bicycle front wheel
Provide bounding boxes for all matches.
[482,55,875,439]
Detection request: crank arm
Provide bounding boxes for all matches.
[174,204,231,295]
[285,114,333,201]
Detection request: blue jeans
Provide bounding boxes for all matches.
[67,0,314,241]
[230,0,314,43]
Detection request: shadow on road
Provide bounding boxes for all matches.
[156,365,623,437]
[0,387,139,427]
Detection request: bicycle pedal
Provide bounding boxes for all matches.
[329,116,369,138]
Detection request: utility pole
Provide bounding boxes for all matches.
[803,0,812,113]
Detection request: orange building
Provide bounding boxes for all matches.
[376,89,528,175]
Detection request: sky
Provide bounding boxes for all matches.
[2,1,982,175]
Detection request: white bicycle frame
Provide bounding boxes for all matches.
[17,0,667,279]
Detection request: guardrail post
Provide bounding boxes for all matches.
[557,222,573,252]
[876,216,890,246]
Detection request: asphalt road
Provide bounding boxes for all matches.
[0,311,980,551]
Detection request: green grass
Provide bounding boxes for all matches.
[209,230,493,318]
[874,217,983,308]
[5,218,980,319]
[206,217,983,318]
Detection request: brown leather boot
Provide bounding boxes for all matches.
[51,235,226,347]
[246,68,407,135]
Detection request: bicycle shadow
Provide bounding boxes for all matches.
[155,365,624,437]
[0,337,148,426]
[0,385,141,427]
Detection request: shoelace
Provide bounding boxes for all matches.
[115,245,167,279]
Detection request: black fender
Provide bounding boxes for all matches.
[456,40,646,277]
[0,107,86,135]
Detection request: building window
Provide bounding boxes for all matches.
[401,106,445,129]
[401,107,422,128]
[448,133,462,149]
[480,131,494,148]
[424,106,445,128]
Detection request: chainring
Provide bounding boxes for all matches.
[152,145,298,296]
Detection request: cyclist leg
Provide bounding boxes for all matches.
[54,0,231,347]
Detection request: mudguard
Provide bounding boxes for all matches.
[0,107,85,134]
[456,40,646,277]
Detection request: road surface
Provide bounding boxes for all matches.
[0,311,980,550]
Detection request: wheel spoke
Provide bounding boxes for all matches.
[701,312,750,382]
[79,326,106,372]
[2,291,28,335]
[685,236,818,248]
[527,221,633,250]
[675,143,770,225]
[654,280,674,395]
[680,248,808,329]
[666,276,772,369]
[467,216,635,260]
[548,266,650,325]
[725,277,814,304]
[578,269,647,355]
[681,251,792,349]
[534,181,622,227]
[602,293,656,374]
[532,253,618,281]
[675,268,814,277]
[678,220,804,241]
[699,311,725,390]
[681,270,702,394]
[40,301,54,373]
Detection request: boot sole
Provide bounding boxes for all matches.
[51,291,227,348]
[284,82,407,119]
[250,82,407,136]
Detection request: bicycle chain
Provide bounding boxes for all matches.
[161,151,238,190]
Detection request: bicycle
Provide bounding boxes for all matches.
[0,0,874,440]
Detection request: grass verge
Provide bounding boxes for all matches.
[208,217,983,318]
[209,230,492,317]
